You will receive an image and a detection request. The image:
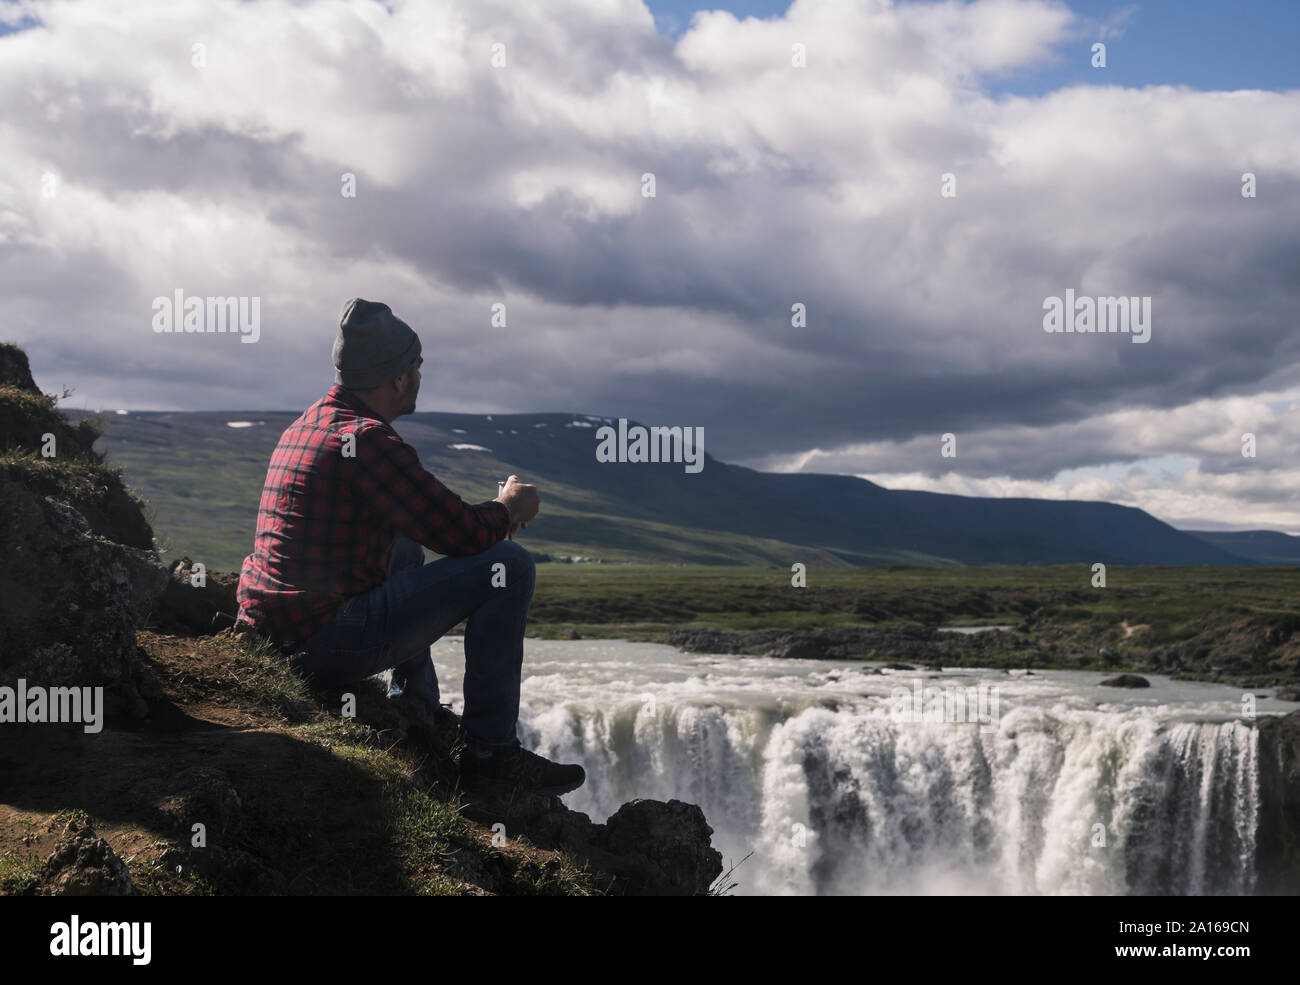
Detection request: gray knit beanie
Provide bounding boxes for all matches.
[332,298,422,389]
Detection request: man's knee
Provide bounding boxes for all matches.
[487,539,535,591]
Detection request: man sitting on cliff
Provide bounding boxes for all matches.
[236,297,585,797]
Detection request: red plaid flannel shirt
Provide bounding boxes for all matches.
[236,384,509,648]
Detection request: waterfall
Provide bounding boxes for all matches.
[436,639,1263,896]
[519,691,1258,896]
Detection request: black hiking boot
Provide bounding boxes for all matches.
[458,740,586,797]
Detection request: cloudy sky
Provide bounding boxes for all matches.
[3,0,1298,532]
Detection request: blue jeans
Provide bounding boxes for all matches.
[290,536,536,750]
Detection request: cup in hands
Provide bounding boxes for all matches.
[495,474,540,540]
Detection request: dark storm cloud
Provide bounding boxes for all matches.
[3,0,1299,528]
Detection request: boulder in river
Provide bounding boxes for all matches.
[1099,674,1150,688]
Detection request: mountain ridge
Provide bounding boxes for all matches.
[76,406,1262,571]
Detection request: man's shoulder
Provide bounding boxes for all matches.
[262,390,418,485]
[282,389,396,441]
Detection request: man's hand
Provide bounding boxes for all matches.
[495,474,540,540]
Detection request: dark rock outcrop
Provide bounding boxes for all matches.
[0,343,37,392]
[156,766,245,833]
[1255,710,1300,894]
[670,624,942,662]
[0,342,164,714]
[0,479,166,701]
[40,818,136,896]
[1099,674,1150,688]
[0,344,153,549]
[134,778,285,897]
[362,698,724,895]
[150,558,239,634]
[602,799,723,894]
[458,786,722,895]
[762,639,827,661]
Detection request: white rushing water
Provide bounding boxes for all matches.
[424,636,1295,896]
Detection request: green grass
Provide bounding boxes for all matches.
[526,563,1086,627]
[128,857,218,896]
[512,849,598,897]
[0,447,127,503]
[144,630,602,896]
[387,789,482,896]
[209,631,316,721]
[51,807,92,827]
[0,851,42,895]
[522,562,1300,635]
